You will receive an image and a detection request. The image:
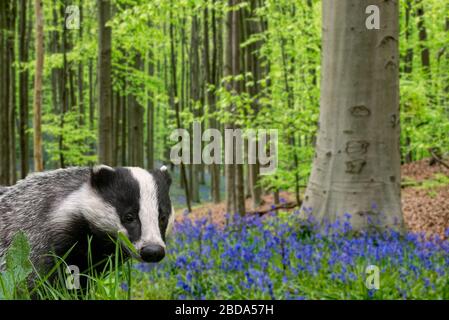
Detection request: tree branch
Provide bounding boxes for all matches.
[247,201,302,216]
[428,148,449,170]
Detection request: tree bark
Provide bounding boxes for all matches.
[190,15,200,203]
[224,0,236,213]
[224,0,245,214]
[0,1,13,184]
[7,1,17,183]
[78,0,85,125]
[245,0,263,209]
[18,0,30,179]
[33,0,44,172]
[204,1,221,203]
[97,0,113,165]
[302,0,403,231]
[147,51,155,170]
[170,9,192,212]
[416,0,430,74]
[128,54,144,167]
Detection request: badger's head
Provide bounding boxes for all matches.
[85,165,174,263]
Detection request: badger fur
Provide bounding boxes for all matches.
[0,165,174,282]
[0,186,8,196]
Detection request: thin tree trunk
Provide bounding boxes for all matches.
[170,10,191,212]
[51,0,60,114]
[224,0,245,214]
[97,0,113,165]
[128,54,144,167]
[18,0,30,178]
[0,2,11,184]
[88,58,95,131]
[121,83,127,166]
[224,0,236,213]
[147,50,155,170]
[404,0,414,163]
[190,15,200,203]
[233,2,245,215]
[416,0,430,74]
[8,1,17,184]
[204,1,221,203]
[33,0,44,172]
[78,0,84,125]
[246,0,263,209]
[280,38,301,205]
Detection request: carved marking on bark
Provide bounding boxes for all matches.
[345,141,370,155]
[349,105,371,117]
[377,35,397,47]
[384,60,397,70]
[345,159,367,174]
[326,151,332,157]
[343,130,354,134]
[390,114,399,128]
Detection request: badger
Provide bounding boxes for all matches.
[0,186,8,197]
[0,165,174,283]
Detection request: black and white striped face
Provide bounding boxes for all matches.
[89,165,174,263]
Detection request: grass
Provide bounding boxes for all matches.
[1,211,449,300]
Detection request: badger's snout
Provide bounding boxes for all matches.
[140,244,165,263]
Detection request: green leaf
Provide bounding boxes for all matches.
[117,232,139,256]
[0,231,33,299]
[5,231,32,283]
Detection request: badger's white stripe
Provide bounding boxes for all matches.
[51,183,125,234]
[92,164,114,174]
[127,167,165,250]
[164,206,176,238]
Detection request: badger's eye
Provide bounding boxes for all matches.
[124,213,135,223]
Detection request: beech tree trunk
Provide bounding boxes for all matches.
[204,1,221,203]
[128,54,144,167]
[147,51,155,170]
[33,0,44,172]
[302,0,403,230]
[416,0,430,74]
[190,16,200,203]
[19,0,30,179]
[97,0,113,165]
[224,0,245,215]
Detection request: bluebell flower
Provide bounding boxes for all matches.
[120,282,129,291]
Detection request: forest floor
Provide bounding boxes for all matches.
[176,157,449,238]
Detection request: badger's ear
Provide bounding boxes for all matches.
[90,165,115,189]
[160,165,172,187]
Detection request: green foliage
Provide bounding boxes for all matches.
[399,0,449,161]
[24,0,449,192]
[0,232,33,300]
[42,111,97,166]
[420,173,449,190]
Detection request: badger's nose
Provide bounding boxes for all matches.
[140,244,165,263]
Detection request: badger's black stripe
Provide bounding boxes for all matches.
[151,169,172,241]
[90,167,142,243]
[51,214,118,279]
